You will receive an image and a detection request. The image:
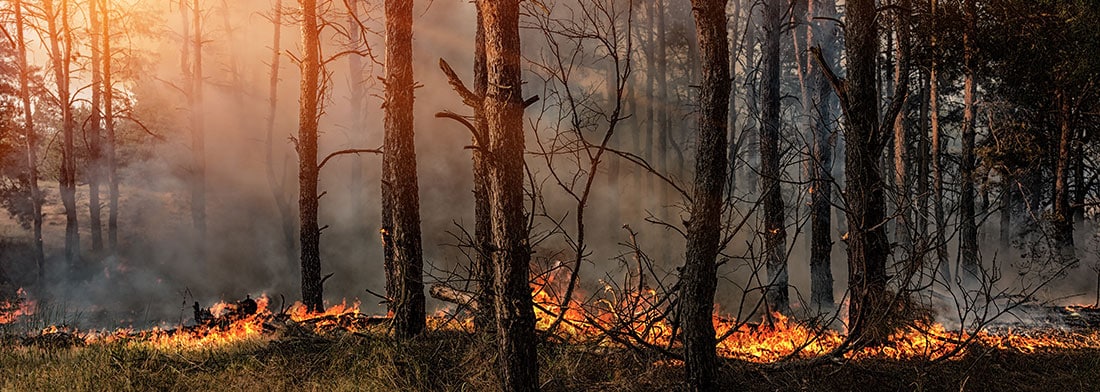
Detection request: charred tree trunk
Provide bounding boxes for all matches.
[958,0,979,280]
[478,1,539,390]
[891,0,912,269]
[683,1,730,390]
[1053,91,1076,263]
[265,0,296,267]
[103,0,118,251]
[44,0,80,269]
[808,0,839,311]
[13,0,45,280]
[828,0,891,344]
[88,0,104,252]
[298,0,324,313]
[760,0,788,313]
[383,0,426,338]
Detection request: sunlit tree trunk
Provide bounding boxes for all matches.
[383,0,426,338]
[13,0,45,279]
[88,0,104,252]
[471,5,496,332]
[892,0,913,269]
[683,0,730,389]
[298,0,324,312]
[44,0,81,269]
[760,0,788,313]
[265,0,296,267]
[478,0,539,389]
[103,0,119,251]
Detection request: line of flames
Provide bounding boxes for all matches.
[4,281,1100,362]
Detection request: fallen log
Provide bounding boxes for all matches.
[429,284,479,311]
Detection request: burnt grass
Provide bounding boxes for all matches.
[1,330,1099,391]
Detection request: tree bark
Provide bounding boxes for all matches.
[265,0,296,268]
[808,0,839,312]
[472,5,496,332]
[959,0,979,280]
[383,0,426,338]
[891,0,912,269]
[103,0,118,251]
[298,0,324,313]
[478,1,539,390]
[929,0,950,284]
[838,0,891,344]
[760,0,788,313]
[683,1,730,390]
[88,0,104,252]
[1053,91,1076,263]
[43,0,80,269]
[13,0,45,280]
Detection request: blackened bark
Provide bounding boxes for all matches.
[298,0,323,313]
[760,0,788,313]
[891,0,913,269]
[1053,91,1076,263]
[839,0,891,344]
[808,0,839,311]
[683,1,730,390]
[479,1,539,390]
[383,0,426,338]
[959,0,979,280]
[13,0,45,278]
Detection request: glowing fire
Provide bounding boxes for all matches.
[0,288,36,325]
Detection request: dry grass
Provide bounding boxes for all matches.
[2,331,1099,391]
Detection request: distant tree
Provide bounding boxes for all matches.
[760,0,788,314]
[12,0,46,279]
[42,0,81,268]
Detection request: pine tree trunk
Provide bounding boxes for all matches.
[383,0,426,338]
[298,0,324,313]
[761,0,788,313]
[808,0,839,312]
[929,0,950,284]
[13,0,45,279]
[44,0,80,269]
[103,0,118,251]
[840,0,890,344]
[1053,91,1076,263]
[683,1,730,389]
[478,1,539,390]
[892,0,912,269]
[265,0,296,267]
[959,0,979,280]
[88,0,104,252]
[471,5,496,332]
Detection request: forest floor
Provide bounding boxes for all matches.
[1,330,1099,391]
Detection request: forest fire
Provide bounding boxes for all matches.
[0,289,35,325]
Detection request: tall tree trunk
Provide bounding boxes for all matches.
[808,0,839,312]
[471,5,496,332]
[726,0,741,195]
[837,0,890,344]
[892,0,912,269]
[478,1,539,390]
[683,1,730,389]
[655,0,669,188]
[1053,90,1076,263]
[298,0,324,313]
[348,1,366,233]
[190,0,207,259]
[383,0,426,338]
[266,0,296,267]
[643,3,655,194]
[13,0,45,280]
[760,0,788,313]
[958,0,979,280]
[88,0,104,252]
[44,0,80,269]
[103,0,118,251]
[929,0,950,284]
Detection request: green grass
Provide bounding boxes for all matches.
[2,331,1100,391]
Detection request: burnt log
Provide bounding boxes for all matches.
[429,284,480,311]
